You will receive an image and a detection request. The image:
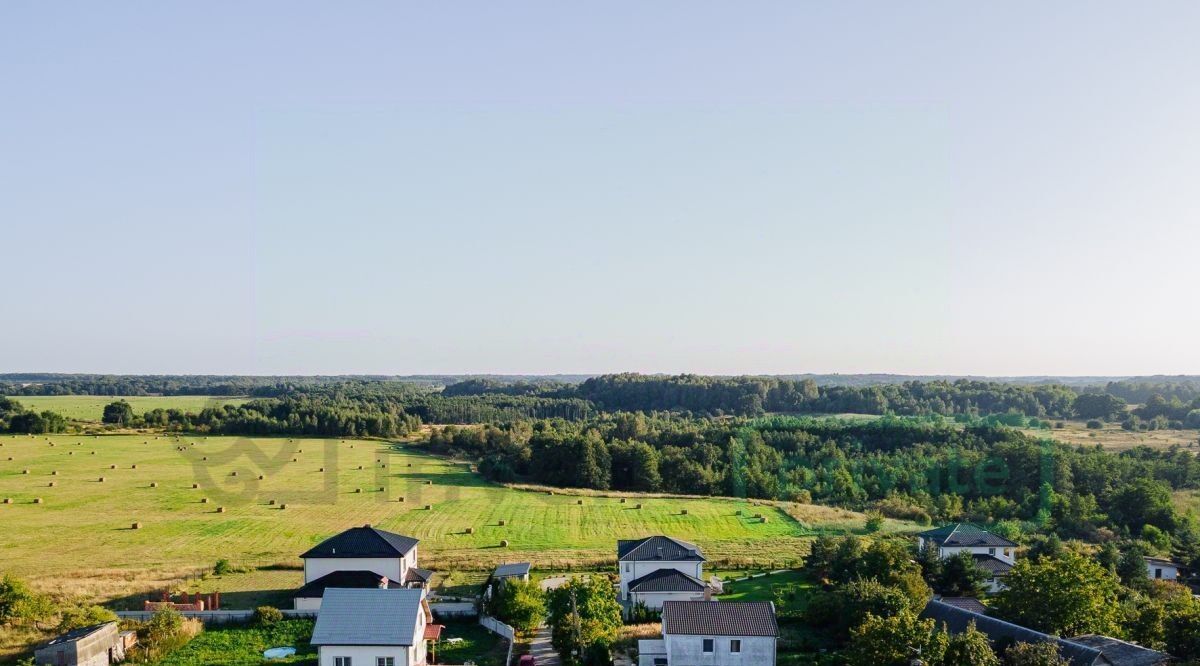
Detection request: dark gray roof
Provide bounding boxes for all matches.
[311,588,424,646]
[1143,556,1182,568]
[296,570,402,598]
[301,525,419,559]
[1069,635,1171,666]
[618,536,705,562]
[628,568,706,593]
[937,597,989,614]
[972,554,1014,575]
[918,523,1018,548]
[405,567,434,583]
[920,600,1101,665]
[662,601,777,637]
[493,562,531,578]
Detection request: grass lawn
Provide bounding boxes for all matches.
[0,434,898,611]
[11,396,249,422]
[150,619,316,666]
[717,569,816,603]
[434,622,509,666]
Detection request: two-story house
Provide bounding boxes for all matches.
[638,601,778,666]
[618,536,709,611]
[296,525,432,610]
[310,588,441,666]
[916,523,1017,592]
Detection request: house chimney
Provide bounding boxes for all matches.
[657,547,663,559]
[363,523,371,528]
[379,576,389,589]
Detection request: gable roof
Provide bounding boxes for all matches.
[972,554,1014,575]
[920,600,1101,665]
[617,536,705,562]
[662,601,777,637]
[405,567,434,584]
[493,562,532,578]
[311,588,424,646]
[1068,635,1171,666]
[918,523,1018,548]
[1143,556,1182,568]
[295,570,402,599]
[301,525,419,559]
[628,568,706,593]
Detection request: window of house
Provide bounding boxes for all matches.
[56,651,66,666]
[377,658,395,666]
[624,563,630,573]
[703,639,714,653]
[1155,568,1163,579]
[988,547,995,555]
[1004,548,1011,557]
[334,658,352,666]
[730,639,742,653]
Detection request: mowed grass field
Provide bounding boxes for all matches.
[0,434,886,605]
[12,396,250,422]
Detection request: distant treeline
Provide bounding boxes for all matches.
[427,413,1200,565]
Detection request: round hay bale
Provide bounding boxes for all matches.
[319,467,325,472]
[110,464,117,469]
[202,456,208,461]
[51,470,58,476]
[292,458,297,463]
[150,482,158,488]
[132,522,141,530]
[376,458,381,463]
[407,463,412,467]
[635,503,643,509]
[68,451,74,456]
[48,481,56,487]
[131,464,137,469]
[269,499,276,505]
[577,499,584,505]
[230,471,237,477]
[355,488,362,493]
[201,498,209,503]
[22,469,29,474]
[761,516,770,523]
[2,498,11,504]
[546,491,554,495]
[424,504,433,510]
[735,509,742,516]
[426,480,433,486]
[49,443,54,447]
[378,486,384,492]
[397,496,405,502]
[217,506,226,513]
[465,527,474,534]
[90,451,95,455]
[500,540,509,547]
[280,504,288,509]
[192,483,199,489]
[498,519,506,526]
[33,497,42,504]
[681,509,688,515]
[298,449,303,453]
[258,475,264,480]
[620,498,627,504]
[98,477,105,482]
[357,465,363,470]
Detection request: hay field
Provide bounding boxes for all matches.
[0,434,885,604]
[10,396,250,421]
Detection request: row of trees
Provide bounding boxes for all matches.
[0,398,67,434]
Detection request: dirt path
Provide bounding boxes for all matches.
[528,624,560,665]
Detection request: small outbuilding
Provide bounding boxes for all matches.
[34,622,128,666]
[491,562,532,583]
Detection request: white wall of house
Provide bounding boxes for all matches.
[317,645,416,666]
[932,545,1015,565]
[663,634,775,666]
[629,590,706,610]
[294,596,323,611]
[1147,562,1181,580]
[304,557,405,585]
[619,561,704,599]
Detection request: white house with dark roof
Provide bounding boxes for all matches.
[917,523,1017,592]
[618,536,708,609]
[301,525,424,587]
[1144,556,1185,582]
[310,588,440,666]
[638,601,778,666]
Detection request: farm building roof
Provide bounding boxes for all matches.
[41,622,115,647]
[936,597,989,614]
[492,562,532,578]
[917,523,1017,548]
[311,588,424,646]
[628,568,706,593]
[617,536,705,562]
[295,570,403,599]
[662,601,777,637]
[921,600,1104,665]
[300,525,419,559]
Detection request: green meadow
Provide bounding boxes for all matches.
[0,433,899,605]
[12,396,250,422]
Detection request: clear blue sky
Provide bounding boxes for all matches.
[2,2,1198,376]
